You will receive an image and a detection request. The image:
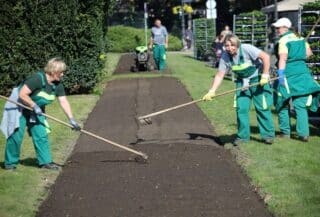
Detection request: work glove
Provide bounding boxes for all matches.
[202,89,216,101]
[33,104,43,115]
[260,74,270,86]
[277,69,285,86]
[69,118,81,131]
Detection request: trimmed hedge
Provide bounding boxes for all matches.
[106,25,182,52]
[0,0,106,95]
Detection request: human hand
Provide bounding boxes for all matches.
[202,90,216,101]
[69,118,81,131]
[277,69,285,85]
[33,104,43,115]
[260,74,270,86]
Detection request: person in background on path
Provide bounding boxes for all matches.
[272,17,320,142]
[184,26,193,50]
[149,18,169,71]
[220,25,233,44]
[1,58,81,171]
[212,25,233,68]
[202,34,275,146]
[213,34,225,68]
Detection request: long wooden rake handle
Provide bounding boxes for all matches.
[0,95,148,159]
[305,15,320,40]
[138,77,279,120]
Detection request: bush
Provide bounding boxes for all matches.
[0,0,106,95]
[106,25,182,52]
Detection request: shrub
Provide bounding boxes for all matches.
[0,0,105,95]
[106,25,182,52]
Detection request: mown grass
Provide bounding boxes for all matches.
[167,53,320,217]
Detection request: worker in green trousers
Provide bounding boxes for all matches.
[272,18,320,141]
[149,18,168,71]
[202,34,275,146]
[2,58,81,171]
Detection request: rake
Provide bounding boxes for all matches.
[138,77,279,125]
[0,95,148,163]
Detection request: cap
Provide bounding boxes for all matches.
[272,18,292,28]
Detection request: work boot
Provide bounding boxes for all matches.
[298,136,309,142]
[232,138,245,146]
[40,162,59,170]
[4,165,17,171]
[277,133,290,139]
[262,138,273,145]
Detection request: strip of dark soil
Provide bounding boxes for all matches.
[36,77,272,217]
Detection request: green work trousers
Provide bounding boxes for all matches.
[235,82,275,141]
[153,44,166,71]
[4,114,52,167]
[278,95,310,137]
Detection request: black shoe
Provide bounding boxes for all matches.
[4,165,16,171]
[262,138,273,145]
[40,162,59,170]
[298,136,309,142]
[232,138,244,146]
[277,133,290,139]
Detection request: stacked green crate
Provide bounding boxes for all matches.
[300,1,320,82]
[233,10,268,50]
[193,18,216,60]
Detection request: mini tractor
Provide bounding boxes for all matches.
[131,46,154,72]
[130,3,154,72]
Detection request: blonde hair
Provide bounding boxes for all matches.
[44,57,67,75]
[224,34,240,48]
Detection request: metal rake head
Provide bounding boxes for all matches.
[137,116,153,125]
[134,154,148,164]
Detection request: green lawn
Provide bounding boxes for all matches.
[167,53,320,217]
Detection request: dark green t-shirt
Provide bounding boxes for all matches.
[24,71,66,97]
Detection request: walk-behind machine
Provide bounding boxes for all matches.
[131,3,154,72]
[131,45,153,72]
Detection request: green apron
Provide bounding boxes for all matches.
[231,45,275,141]
[274,31,320,112]
[5,72,57,167]
[273,31,320,137]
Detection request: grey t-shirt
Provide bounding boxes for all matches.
[218,44,262,74]
[151,26,168,45]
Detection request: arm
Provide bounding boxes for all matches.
[258,51,272,86]
[278,53,287,70]
[58,96,81,130]
[164,28,169,49]
[202,71,225,101]
[19,84,36,107]
[258,51,270,75]
[149,36,153,49]
[306,44,313,58]
[165,36,169,49]
[58,96,74,119]
[209,71,225,93]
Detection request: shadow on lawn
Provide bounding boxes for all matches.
[0,158,38,169]
[20,158,64,168]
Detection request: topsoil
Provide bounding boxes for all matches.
[113,53,171,74]
[36,77,272,217]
